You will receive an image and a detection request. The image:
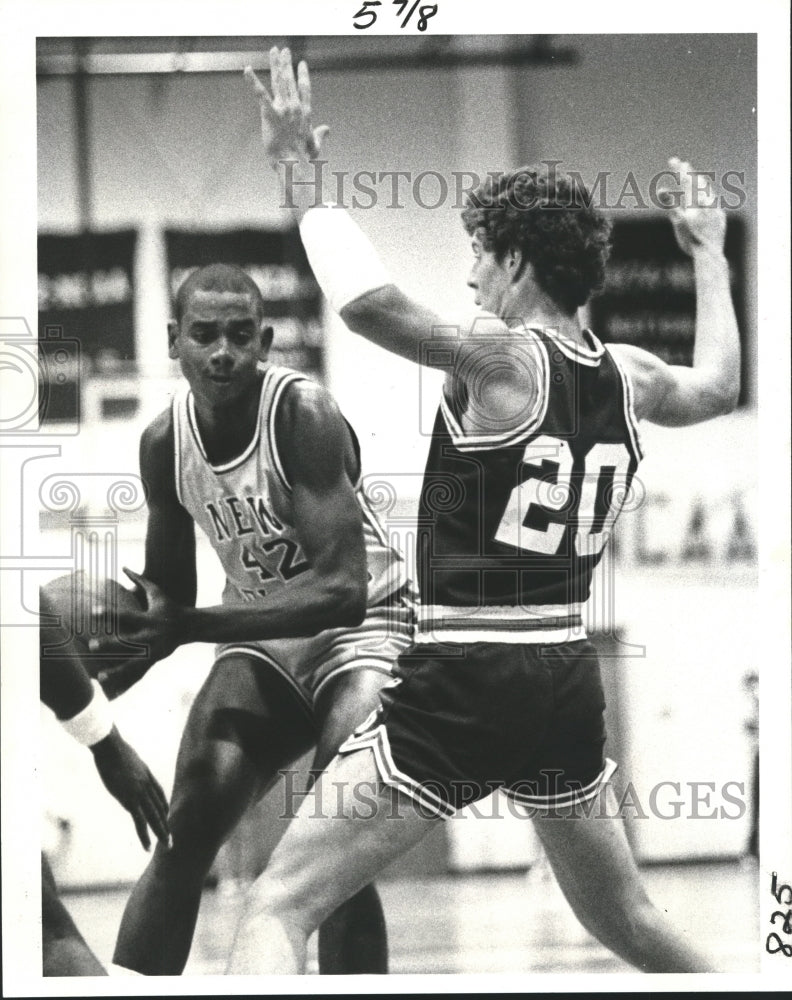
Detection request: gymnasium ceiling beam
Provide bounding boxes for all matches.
[37,38,579,77]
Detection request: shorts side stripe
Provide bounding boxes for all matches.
[339,724,456,819]
[506,757,618,809]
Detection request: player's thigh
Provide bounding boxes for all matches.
[246,746,438,927]
[171,652,316,821]
[531,784,651,919]
[311,667,391,773]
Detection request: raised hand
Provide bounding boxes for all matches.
[245,47,329,166]
[663,156,726,257]
[91,727,170,851]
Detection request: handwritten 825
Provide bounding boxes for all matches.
[767,872,792,956]
[354,1,438,32]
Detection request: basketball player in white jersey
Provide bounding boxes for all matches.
[39,575,170,975]
[104,262,413,974]
[224,49,740,974]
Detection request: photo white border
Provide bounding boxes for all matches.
[1,0,789,994]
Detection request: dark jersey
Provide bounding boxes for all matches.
[416,327,642,641]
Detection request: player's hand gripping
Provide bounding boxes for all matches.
[90,727,170,851]
[245,47,329,167]
[662,157,726,258]
[95,652,158,701]
[89,567,183,670]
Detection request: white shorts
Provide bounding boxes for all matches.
[214,586,415,712]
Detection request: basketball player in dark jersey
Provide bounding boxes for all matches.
[39,575,170,975]
[225,50,740,974]
[84,263,414,975]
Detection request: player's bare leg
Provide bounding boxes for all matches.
[42,855,106,976]
[113,654,313,975]
[310,668,391,973]
[532,784,714,972]
[226,746,439,975]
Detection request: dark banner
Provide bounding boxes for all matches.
[38,230,138,424]
[165,228,324,379]
[589,216,747,405]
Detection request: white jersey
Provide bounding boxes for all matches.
[172,365,407,610]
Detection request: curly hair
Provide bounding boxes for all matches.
[460,165,612,315]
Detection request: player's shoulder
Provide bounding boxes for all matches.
[139,406,177,492]
[456,310,512,351]
[604,342,670,421]
[277,374,345,431]
[140,406,174,455]
[274,375,355,487]
[604,341,668,388]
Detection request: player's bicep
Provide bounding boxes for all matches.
[139,417,197,605]
[279,388,367,587]
[609,343,730,427]
[290,474,366,583]
[142,498,196,603]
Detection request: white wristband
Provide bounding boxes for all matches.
[299,206,392,314]
[60,679,114,747]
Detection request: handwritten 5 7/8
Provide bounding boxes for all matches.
[353,1,438,32]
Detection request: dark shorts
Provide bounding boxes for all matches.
[338,640,614,818]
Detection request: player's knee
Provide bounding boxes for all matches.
[249,842,335,931]
[572,883,656,947]
[243,868,322,934]
[167,757,243,855]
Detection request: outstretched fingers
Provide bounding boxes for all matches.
[248,46,328,162]
[297,60,312,120]
[280,48,300,109]
[269,45,286,106]
[245,63,283,127]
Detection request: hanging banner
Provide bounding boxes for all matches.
[589,216,747,404]
[38,230,138,425]
[164,228,324,380]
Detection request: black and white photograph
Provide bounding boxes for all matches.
[1,0,790,993]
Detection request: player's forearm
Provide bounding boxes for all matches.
[298,205,396,323]
[178,575,366,645]
[341,287,443,365]
[691,247,740,411]
[39,595,94,719]
[40,653,94,720]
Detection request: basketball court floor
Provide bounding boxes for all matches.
[62,858,759,976]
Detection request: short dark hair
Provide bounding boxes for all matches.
[174,263,266,325]
[461,165,612,315]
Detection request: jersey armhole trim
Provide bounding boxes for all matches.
[608,348,645,462]
[439,329,550,451]
[268,371,308,493]
[171,394,184,507]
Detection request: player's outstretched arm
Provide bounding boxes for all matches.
[40,593,170,851]
[116,383,367,647]
[247,47,494,369]
[609,159,740,426]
